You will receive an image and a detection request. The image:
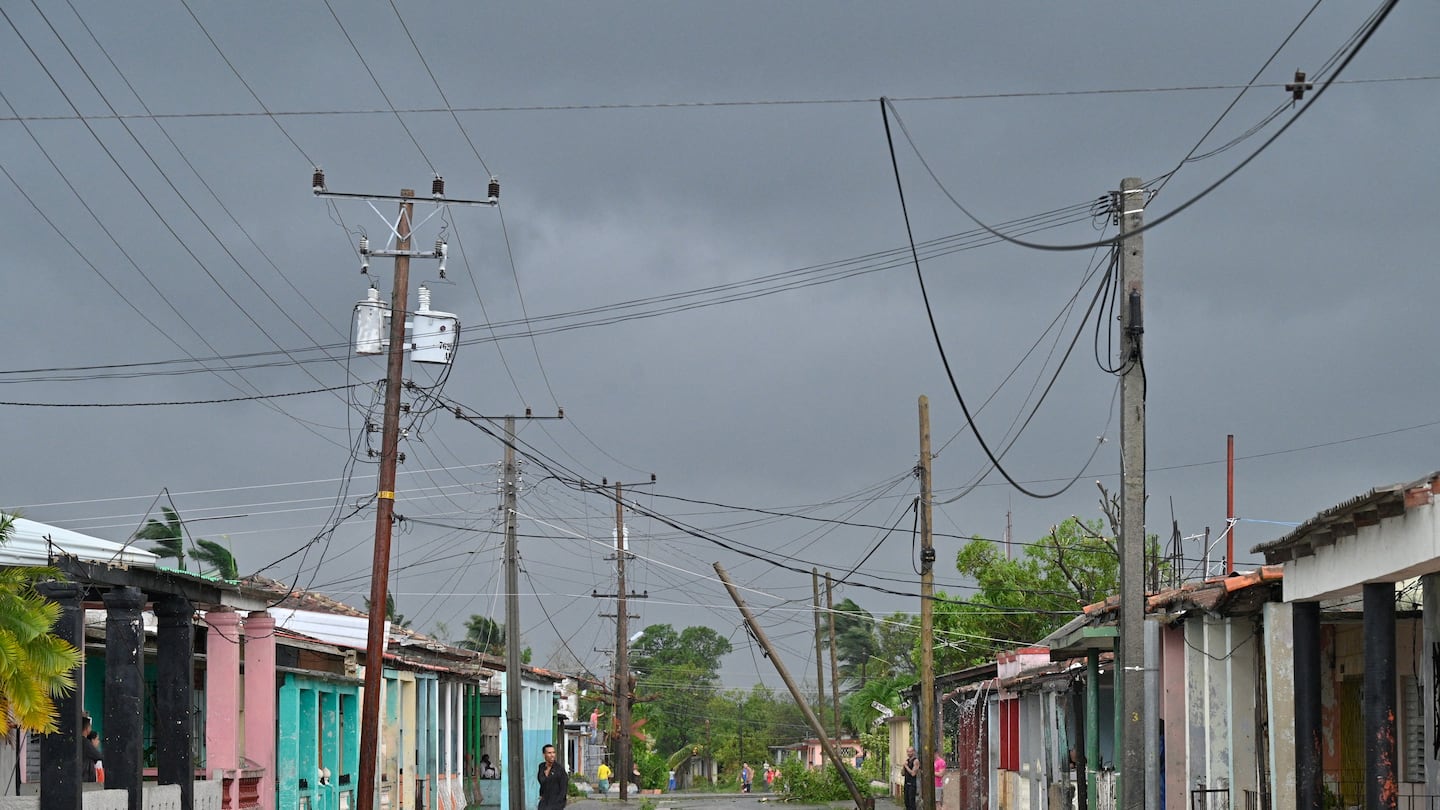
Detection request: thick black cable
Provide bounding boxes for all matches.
[882,0,1399,253]
[882,99,1096,500]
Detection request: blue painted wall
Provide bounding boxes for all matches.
[497,673,557,810]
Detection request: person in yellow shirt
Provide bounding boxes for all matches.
[596,761,613,795]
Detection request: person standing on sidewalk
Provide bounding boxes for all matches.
[537,744,569,810]
[901,747,919,810]
[596,761,612,795]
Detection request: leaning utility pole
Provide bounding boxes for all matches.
[503,417,524,810]
[917,395,937,810]
[1116,176,1147,810]
[316,172,496,810]
[826,572,842,735]
[358,189,413,810]
[715,564,873,810]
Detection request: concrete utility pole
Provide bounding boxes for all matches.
[826,572,842,736]
[714,564,873,810]
[614,482,631,802]
[503,417,524,810]
[1116,176,1147,810]
[917,395,937,810]
[813,568,827,734]
[358,189,414,810]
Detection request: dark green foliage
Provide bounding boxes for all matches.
[191,539,239,580]
[460,615,505,655]
[630,624,731,755]
[773,757,864,803]
[135,507,186,570]
[930,516,1164,672]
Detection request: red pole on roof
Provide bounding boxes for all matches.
[1226,434,1235,575]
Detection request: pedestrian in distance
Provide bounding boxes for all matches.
[933,750,946,810]
[596,760,612,795]
[901,747,919,810]
[480,754,498,779]
[740,762,752,793]
[537,744,568,810]
[80,717,102,783]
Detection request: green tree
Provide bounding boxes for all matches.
[191,538,239,580]
[0,514,84,734]
[828,598,879,690]
[460,615,505,655]
[630,624,731,755]
[364,594,411,629]
[931,516,1162,672]
[135,507,187,570]
[873,611,918,677]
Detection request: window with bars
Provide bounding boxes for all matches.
[1402,675,1424,783]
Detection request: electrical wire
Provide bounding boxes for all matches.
[882,99,1103,500]
[878,0,1398,253]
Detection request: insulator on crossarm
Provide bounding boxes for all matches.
[358,235,369,255]
[435,240,448,278]
[488,176,499,202]
[432,174,445,198]
[312,167,325,193]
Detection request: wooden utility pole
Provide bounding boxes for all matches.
[357,190,413,810]
[503,417,524,810]
[316,173,497,810]
[813,568,827,734]
[1117,176,1147,810]
[714,564,873,810]
[826,572,842,736]
[614,482,632,802]
[918,395,937,810]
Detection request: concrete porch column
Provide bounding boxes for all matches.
[205,608,242,810]
[244,611,277,810]
[1293,600,1321,810]
[1363,582,1397,810]
[102,586,146,810]
[154,594,195,810]
[37,582,84,810]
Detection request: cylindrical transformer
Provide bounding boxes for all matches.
[412,285,458,365]
[354,288,388,355]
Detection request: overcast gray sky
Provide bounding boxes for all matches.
[2,1,1435,689]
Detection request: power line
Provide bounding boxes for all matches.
[1,76,1433,122]
[879,0,1399,253]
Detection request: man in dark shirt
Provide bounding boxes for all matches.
[81,717,102,783]
[537,744,568,810]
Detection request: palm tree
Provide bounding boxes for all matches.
[0,514,83,734]
[135,507,186,570]
[191,539,239,580]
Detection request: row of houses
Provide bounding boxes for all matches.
[0,517,602,810]
[902,470,1440,810]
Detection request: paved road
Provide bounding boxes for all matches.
[570,793,903,810]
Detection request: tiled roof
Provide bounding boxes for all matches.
[1250,471,1440,563]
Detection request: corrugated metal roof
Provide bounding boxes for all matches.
[2,515,160,568]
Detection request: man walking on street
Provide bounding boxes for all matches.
[538,744,568,810]
[902,747,919,810]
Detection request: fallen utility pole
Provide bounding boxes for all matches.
[714,563,873,810]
